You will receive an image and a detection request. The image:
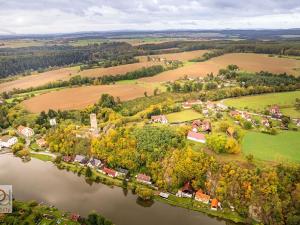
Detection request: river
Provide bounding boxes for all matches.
[0,154,232,225]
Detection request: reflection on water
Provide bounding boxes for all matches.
[0,154,230,225]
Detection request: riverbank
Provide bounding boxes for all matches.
[53,160,247,224]
[0,200,113,225]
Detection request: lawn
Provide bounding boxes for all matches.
[242,131,300,163]
[223,91,300,117]
[31,153,53,162]
[166,109,202,123]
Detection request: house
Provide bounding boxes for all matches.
[159,192,170,199]
[87,158,102,168]
[70,213,80,222]
[241,112,252,121]
[136,173,152,185]
[17,125,34,138]
[261,118,270,127]
[195,190,210,204]
[116,168,129,177]
[74,155,87,165]
[201,121,212,133]
[187,131,206,143]
[151,115,168,124]
[176,182,194,198]
[216,102,228,111]
[202,109,209,116]
[63,156,74,163]
[0,99,3,105]
[102,167,117,178]
[295,119,300,127]
[0,136,17,148]
[206,101,215,110]
[211,198,219,210]
[230,111,240,117]
[182,100,202,109]
[191,120,202,132]
[269,105,280,116]
[49,118,57,126]
[36,138,47,148]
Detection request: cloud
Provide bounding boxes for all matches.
[0,0,299,34]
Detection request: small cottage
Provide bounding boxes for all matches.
[151,115,168,124]
[74,155,88,165]
[136,173,152,185]
[102,167,117,178]
[195,190,210,204]
[17,125,34,138]
[0,135,17,148]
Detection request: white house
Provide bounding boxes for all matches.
[17,125,34,138]
[151,115,168,124]
[0,136,18,148]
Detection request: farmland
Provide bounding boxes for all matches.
[166,109,203,123]
[242,131,300,163]
[140,53,300,82]
[223,91,300,117]
[22,84,155,113]
[0,67,79,93]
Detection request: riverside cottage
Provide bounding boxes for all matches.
[136,173,152,185]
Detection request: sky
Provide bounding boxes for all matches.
[0,0,300,34]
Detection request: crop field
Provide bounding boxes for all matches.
[166,109,203,123]
[140,53,300,82]
[22,84,155,113]
[0,67,79,93]
[242,131,300,163]
[0,62,160,93]
[223,91,300,117]
[137,50,209,62]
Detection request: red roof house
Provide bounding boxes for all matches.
[187,131,206,143]
[102,167,117,178]
[211,198,219,210]
[195,190,210,204]
[136,173,152,185]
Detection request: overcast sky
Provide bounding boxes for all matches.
[0,0,300,34]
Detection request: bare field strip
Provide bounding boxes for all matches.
[0,67,79,93]
[22,84,154,113]
[137,50,209,62]
[140,53,300,82]
[0,62,160,93]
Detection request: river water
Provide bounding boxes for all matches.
[0,154,232,225]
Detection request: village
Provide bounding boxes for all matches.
[1,95,299,220]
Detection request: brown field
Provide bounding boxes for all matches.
[0,67,79,93]
[0,62,159,93]
[79,61,161,78]
[137,50,209,62]
[140,53,300,82]
[22,84,154,113]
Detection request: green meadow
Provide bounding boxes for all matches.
[242,131,300,163]
[166,109,202,123]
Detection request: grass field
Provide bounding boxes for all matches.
[242,131,300,163]
[22,84,156,113]
[223,91,300,117]
[140,53,300,82]
[166,109,202,123]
